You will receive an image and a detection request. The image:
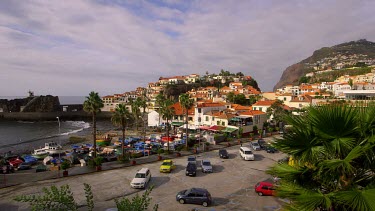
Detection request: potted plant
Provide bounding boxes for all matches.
[60,160,70,177]
[175,145,183,157]
[157,148,164,161]
[193,144,199,154]
[204,142,210,151]
[94,156,104,171]
[130,153,137,165]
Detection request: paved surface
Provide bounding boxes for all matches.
[0,136,286,211]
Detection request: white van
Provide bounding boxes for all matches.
[239,147,255,161]
[130,168,151,189]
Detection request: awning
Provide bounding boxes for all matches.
[208,125,226,131]
[222,127,238,133]
[199,126,210,130]
[171,122,184,126]
[179,124,197,130]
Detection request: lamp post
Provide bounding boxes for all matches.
[56,117,61,177]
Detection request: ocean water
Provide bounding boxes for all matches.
[0,120,116,155]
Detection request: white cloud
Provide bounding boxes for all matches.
[0,0,374,96]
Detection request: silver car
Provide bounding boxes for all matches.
[251,141,261,151]
[201,159,213,173]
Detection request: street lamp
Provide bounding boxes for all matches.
[56,117,61,177]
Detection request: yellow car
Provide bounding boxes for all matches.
[160,159,176,173]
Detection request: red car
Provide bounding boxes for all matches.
[254,181,276,196]
[8,158,24,168]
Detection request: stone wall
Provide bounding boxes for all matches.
[0,111,113,121]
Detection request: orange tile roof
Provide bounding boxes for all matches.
[239,110,265,116]
[253,100,275,106]
[170,102,194,116]
[196,102,226,108]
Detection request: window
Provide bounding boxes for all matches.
[212,117,215,121]
[205,116,209,121]
[222,122,225,126]
[196,193,204,197]
[198,108,201,113]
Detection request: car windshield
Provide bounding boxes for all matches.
[258,139,266,144]
[220,150,227,154]
[135,173,146,178]
[188,157,196,162]
[202,161,211,166]
[252,143,259,146]
[162,161,171,166]
[244,151,253,154]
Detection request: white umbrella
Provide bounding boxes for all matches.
[43,156,54,165]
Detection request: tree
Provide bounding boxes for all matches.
[226,92,236,103]
[14,183,94,211]
[83,91,104,158]
[159,99,174,154]
[155,93,166,126]
[234,94,247,105]
[179,93,194,149]
[115,186,158,211]
[266,99,287,123]
[111,104,132,158]
[268,103,375,211]
[131,98,142,132]
[349,78,354,89]
[15,184,158,211]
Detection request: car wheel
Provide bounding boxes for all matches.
[179,199,185,204]
[202,201,208,207]
[258,192,263,196]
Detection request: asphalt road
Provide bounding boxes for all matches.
[0,141,286,211]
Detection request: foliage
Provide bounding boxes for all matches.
[157,148,164,155]
[299,76,310,84]
[114,186,158,211]
[268,103,375,211]
[68,136,87,144]
[111,104,132,158]
[159,99,174,153]
[266,99,289,123]
[180,93,194,149]
[175,145,184,152]
[84,183,94,211]
[253,125,258,134]
[14,184,92,211]
[60,160,70,171]
[83,91,104,158]
[94,156,104,166]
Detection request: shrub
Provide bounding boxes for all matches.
[61,160,70,170]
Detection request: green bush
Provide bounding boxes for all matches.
[157,148,164,155]
[94,157,104,166]
[61,160,70,170]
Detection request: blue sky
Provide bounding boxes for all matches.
[0,0,374,96]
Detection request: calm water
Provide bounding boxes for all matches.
[0,120,116,155]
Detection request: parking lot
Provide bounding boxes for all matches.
[0,142,286,211]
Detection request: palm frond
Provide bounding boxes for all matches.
[334,187,375,211]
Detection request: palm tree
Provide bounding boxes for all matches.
[83,91,104,158]
[111,104,132,159]
[159,99,174,154]
[155,93,166,126]
[268,103,375,211]
[179,93,194,149]
[131,98,141,132]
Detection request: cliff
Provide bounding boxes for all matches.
[0,95,60,112]
[273,39,375,90]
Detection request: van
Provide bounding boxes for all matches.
[239,147,255,161]
[130,168,151,189]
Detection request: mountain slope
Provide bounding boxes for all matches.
[273,39,375,90]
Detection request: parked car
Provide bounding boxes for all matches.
[239,147,255,161]
[255,181,276,196]
[201,160,213,173]
[265,145,277,153]
[176,188,212,207]
[130,168,151,189]
[250,141,261,151]
[8,157,24,168]
[35,164,48,173]
[258,139,267,149]
[17,162,32,170]
[160,160,176,173]
[185,163,197,177]
[218,149,229,159]
[187,155,197,165]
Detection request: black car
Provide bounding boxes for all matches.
[219,149,229,159]
[258,139,267,149]
[176,188,212,207]
[265,145,277,153]
[185,163,197,177]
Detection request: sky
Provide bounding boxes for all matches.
[0,0,374,96]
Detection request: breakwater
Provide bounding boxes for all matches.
[0,111,113,121]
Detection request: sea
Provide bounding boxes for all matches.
[0,96,115,155]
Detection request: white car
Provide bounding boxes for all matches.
[201,159,213,173]
[130,168,151,189]
[239,147,255,161]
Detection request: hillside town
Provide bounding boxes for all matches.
[100,66,375,139]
